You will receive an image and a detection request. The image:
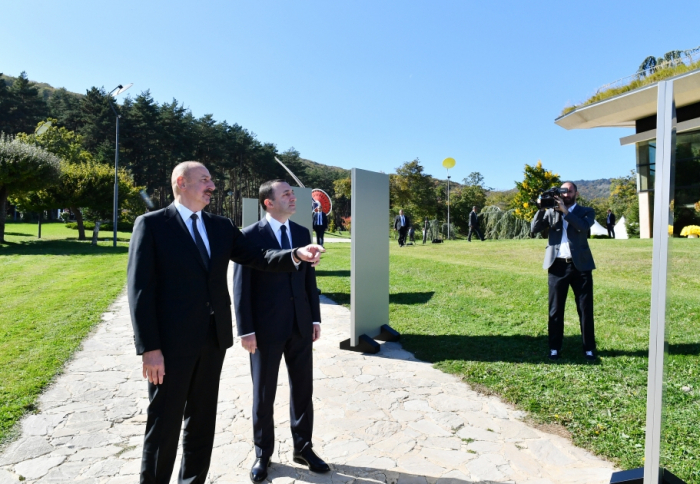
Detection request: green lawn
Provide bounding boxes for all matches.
[316,239,700,482]
[0,222,130,444]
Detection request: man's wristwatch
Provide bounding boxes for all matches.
[292,247,300,263]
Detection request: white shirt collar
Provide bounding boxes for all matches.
[265,212,291,236]
[174,199,201,222]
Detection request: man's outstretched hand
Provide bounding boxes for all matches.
[296,244,326,267]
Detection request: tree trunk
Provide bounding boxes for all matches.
[71,206,86,240]
[0,185,7,243]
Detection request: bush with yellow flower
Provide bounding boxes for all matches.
[680,225,700,237]
[512,160,561,221]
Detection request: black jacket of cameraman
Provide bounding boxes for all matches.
[531,205,596,272]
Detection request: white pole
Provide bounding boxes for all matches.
[644,79,675,484]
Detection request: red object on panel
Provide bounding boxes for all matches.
[311,189,332,214]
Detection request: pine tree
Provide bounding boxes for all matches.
[6,72,49,135]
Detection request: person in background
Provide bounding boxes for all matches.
[606,209,616,238]
[312,201,328,246]
[468,206,485,242]
[531,181,597,362]
[393,209,410,247]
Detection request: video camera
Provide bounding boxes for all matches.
[537,186,568,209]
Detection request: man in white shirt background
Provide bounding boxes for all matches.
[233,179,329,482]
[531,181,597,362]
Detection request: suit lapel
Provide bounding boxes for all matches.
[259,218,281,250]
[165,203,208,273]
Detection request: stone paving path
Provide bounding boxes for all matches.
[0,264,617,484]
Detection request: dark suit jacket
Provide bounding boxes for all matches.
[531,205,596,272]
[394,214,410,231]
[469,211,478,227]
[127,203,296,357]
[312,212,328,231]
[607,213,616,226]
[233,218,321,346]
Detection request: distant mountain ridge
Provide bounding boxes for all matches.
[572,178,613,200]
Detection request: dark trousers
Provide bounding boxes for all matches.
[607,223,615,238]
[250,328,313,458]
[547,259,596,353]
[468,226,484,241]
[397,227,408,246]
[140,322,226,484]
[314,228,325,246]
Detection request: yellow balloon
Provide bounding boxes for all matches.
[442,157,456,169]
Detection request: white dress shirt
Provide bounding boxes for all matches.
[556,203,576,260]
[174,200,211,257]
[240,213,320,338]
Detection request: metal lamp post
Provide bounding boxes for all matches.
[442,158,456,240]
[107,83,133,247]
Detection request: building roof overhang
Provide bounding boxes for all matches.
[555,69,700,130]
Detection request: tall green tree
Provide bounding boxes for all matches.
[77,87,115,162]
[450,172,489,234]
[0,74,17,135]
[390,159,437,220]
[512,160,561,221]
[0,134,61,242]
[609,171,639,234]
[47,88,82,132]
[7,72,49,135]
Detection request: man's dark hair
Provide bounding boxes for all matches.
[472,206,477,210]
[561,181,578,192]
[259,179,287,211]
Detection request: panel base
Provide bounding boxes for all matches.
[610,467,686,484]
[339,335,380,354]
[374,324,400,342]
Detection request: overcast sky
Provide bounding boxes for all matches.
[3,0,699,189]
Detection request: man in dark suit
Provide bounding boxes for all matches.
[606,209,616,238]
[531,181,597,362]
[393,209,410,246]
[127,163,323,484]
[468,206,485,242]
[312,204,328,246]
[234,179,330,482]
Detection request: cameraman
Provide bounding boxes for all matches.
[531,181,597,362]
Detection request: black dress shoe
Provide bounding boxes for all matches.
[293,446,330,473]
[250,456,270,483]
[585,351,597,361]
[548,350,560,361]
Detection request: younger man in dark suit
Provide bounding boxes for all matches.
[531,181,597,362]
[234,180,330,482]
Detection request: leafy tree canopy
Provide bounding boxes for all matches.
[0,134,61,242]
[512,160,561,221]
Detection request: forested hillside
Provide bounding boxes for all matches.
[0,72,349,225]
[573,178,613,200]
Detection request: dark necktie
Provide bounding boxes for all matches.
[190,213,210,270]
[280,225,291,249]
